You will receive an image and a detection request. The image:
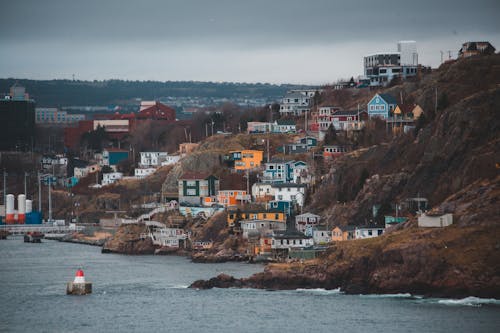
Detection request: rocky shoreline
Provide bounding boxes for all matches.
[190,224,500,299]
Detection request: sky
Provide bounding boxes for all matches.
[1,0,499,84]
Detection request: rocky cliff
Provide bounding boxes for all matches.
[191,55,500,298]
[102,224,155,254]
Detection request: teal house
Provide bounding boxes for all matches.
[367,93,397,119]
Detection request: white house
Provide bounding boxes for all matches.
[135,167,156,178]
[102,172,123,186]
[295,212,321,233]
[272,183,307,207]
[140,152,169,167]
[271,230,314,251]
[279,91,312,116]
[418,213,453,228]
[240,220,286,239]
[251,183,276,201]
[160,155,181,166]
[145,221,188,248]
[354,226,385,239]
[313,228,332,245]
[74,164,100,179]
[273,119,296,133]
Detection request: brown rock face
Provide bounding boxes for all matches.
[102,224,155,255]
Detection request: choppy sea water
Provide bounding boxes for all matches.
[0,238,499,333]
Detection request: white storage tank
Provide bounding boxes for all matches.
[26,199,33,214]
[18,194,26,223]
[6,194,15,223]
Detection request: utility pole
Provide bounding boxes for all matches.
[24,172,28,195]
[48,176,52,222]
[211,121,214,136]
[267,136,270,163]
[246,169,250,195]
[38,171,41,212]
[3,169,6,206]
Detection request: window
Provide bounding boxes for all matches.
[368,230,373,236]
[275,214,279,219]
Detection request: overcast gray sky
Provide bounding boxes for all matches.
[1,0,499,84]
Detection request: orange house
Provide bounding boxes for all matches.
[331,225,356,241]
[254,235,273,256]
[229,150,264,171]
[227,209,286,227]
[217,190,250,207]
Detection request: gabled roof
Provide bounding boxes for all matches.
[276,119,296,126]
[271,183,307,189]
[296,212,320,218]
[378,93,398,105]
[103,148,129,153]
[334,225,356,231]
[273,229,312,240]
[179,171,217,180]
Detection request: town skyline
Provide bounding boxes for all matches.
[1,0,499,84]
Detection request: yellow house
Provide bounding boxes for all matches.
[331,226,356,241]
[227,209,286,227]
[229,150,264,171]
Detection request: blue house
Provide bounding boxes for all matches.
[268,200,294,216]
[262,159,295,183]
[103,148,129,167]
[367,93,397,119]
[298,136,317,148]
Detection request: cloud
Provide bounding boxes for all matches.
[1,0,499,83]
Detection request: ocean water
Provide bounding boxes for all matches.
[1,239,499,333]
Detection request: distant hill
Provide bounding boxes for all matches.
[0,79,312,107]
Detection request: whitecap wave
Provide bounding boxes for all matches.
[167,284,189,289]
[295,288,342,295]
[360,293,414,298]
[437,297,500,307]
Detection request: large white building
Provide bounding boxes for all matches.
[364,41,419,87]
[272,183,307,207]
[36,108,85,125]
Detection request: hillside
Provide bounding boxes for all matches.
[0,79,307,107]
[191,54,500,297]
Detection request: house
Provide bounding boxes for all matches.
[273,119,296,133]
[418,213,453,228]
[271,230,314,259]
[240,219,286,239]
[367,93,398,119]
[251,182,275,202]
[139,152,169,167]
[137,101,176,121]
[102,148,129,169]
[247,121,273,134]
[313,228,332,245]
[323,145,350,159]
[145,221,188,248]
[331,225,356,241]
[331,110,367,131]
[458,41,495,58]
[178,172,219,206]
[291,161,311,184]
[41,154,68,170]
[279,91,312,116]
[135,167,156,178]
[215,190,250,207]
[255,234,273,256]
[298,136,318,148]
[74,163,100,179]
[355,225,385,239]
[227,209,286,227]
[311,106,342,131]
[102,172,123,186]
[295,213,321,233]
[364,42,418,87]
[384,216,407,229]
[267,200,294,216]
[161,155,181,166]
[279,143,308,155]
[262,159,294,183]
[226,150,264,171]
[192,241,214,251]
[272,183,307,207]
